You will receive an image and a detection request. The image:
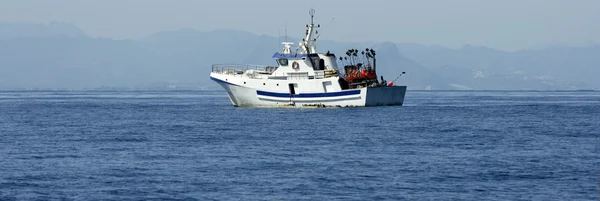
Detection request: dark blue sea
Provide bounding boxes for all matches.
[0,90,599,200]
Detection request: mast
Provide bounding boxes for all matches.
[301,9,319,69]
[301,9,318,54]
[372,51,376,74]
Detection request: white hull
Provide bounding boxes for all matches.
[211,75,406,107]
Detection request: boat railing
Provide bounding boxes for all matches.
[212,64,278,76]
[314,71,325,79]
[287,72,310,80]
[212,64,339,79]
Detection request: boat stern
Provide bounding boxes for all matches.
[363,86,407,106]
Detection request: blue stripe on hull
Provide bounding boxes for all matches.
[257,89,360,98]
[210,76,238,86]
[259,96,360,102]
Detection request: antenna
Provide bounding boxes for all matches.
[285,20,288,42]
[314,17,334,41]
[309,9,315,25]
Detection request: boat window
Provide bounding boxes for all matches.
[277,59,289,66]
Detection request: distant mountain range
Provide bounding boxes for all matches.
[1,22,598,90]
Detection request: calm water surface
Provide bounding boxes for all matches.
[0,90,599,200]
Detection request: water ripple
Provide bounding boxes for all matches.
[0,90,599,200]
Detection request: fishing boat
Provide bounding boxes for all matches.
[209,9,407,107]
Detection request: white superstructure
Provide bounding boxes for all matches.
[209,9,406,107]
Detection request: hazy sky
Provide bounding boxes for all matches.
[1,0,599,51]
